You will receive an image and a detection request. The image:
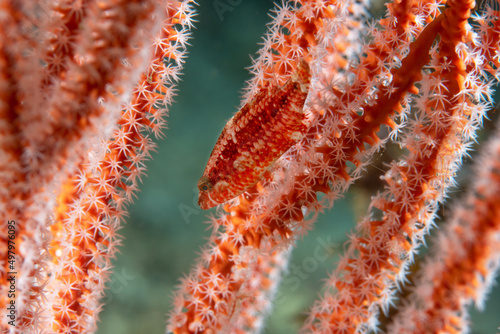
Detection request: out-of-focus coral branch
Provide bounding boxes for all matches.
[1,0,160,331]
[0,0,196,333]
[44,2,195,332]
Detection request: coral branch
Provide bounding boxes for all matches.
[388,114,500,333]
[303,0,497,332]
[0,0,195,333]
[44,2,196,333]
[1,0,499,333]
[167,0,456,333]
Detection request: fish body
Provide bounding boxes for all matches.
[198,60,311,210]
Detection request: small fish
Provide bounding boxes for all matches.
[198,60,311,210]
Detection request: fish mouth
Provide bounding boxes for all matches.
[198,192,218,210]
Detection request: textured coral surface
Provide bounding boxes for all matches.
[1,1,499,334]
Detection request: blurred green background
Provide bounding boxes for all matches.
[97,1,500,333]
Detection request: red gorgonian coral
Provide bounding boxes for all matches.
[0,0,499,333]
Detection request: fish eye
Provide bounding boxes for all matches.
[198,176,213,193]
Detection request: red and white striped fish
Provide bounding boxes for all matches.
[198,60,311,209]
